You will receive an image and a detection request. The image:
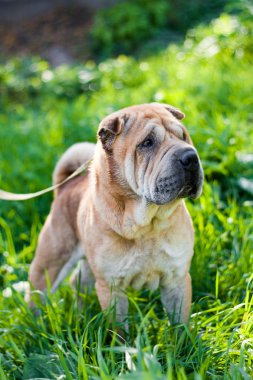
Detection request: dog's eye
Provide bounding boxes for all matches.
[182,131,187,141]
[139,136,155,149]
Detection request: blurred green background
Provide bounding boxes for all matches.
[0,0,253,378]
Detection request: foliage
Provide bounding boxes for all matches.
[90,0,229,57]
[0,59,100,103]
[90,0,171,57]
[163,0,229,31]
[0,3,253,379]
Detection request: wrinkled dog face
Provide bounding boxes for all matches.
[98,103,204,205]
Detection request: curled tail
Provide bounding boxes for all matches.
[53,142,95,193]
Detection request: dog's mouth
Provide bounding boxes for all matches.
[179,182,202,199]
[151,170,204,205]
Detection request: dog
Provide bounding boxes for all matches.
[28,103,204,326]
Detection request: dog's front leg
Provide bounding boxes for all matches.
[160,272,192,325]
[95,280,128,332]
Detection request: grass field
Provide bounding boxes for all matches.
[0,5,253,379]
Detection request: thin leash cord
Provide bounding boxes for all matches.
[0,160,91,201]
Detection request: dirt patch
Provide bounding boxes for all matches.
[0,5,95,65]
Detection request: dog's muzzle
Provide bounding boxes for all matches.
[152,148,204,205]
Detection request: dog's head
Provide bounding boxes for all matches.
[97,103,204,205]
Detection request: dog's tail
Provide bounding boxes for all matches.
[53,142,95,191]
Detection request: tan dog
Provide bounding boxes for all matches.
[28,103,203,326]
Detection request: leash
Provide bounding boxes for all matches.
[0,161,91,201]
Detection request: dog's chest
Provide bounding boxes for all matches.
[99,232,193,292]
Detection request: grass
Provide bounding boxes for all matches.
[0,5,253,379]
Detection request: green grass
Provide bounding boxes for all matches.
[0,5,253,379]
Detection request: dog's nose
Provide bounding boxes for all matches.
[179,149,199,171]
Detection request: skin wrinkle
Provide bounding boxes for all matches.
[133,123,163,198]
[145,123,164,143]
[161,112,190,143]
[134,149,139,192]
[141,154,151,199]
[151,147,176,198]
[124,118,159,195]
[124,150,138,194]
[166,121,184,139]
[144,152,157,200]
[121,112,137,137]
[142,154,150,187]
[127,112,143,137]
[136,125,165,200]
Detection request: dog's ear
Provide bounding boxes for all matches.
[98,116,124,152]
[164,104,185,120]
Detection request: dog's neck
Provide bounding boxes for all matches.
[89,151,182,239]
[120,197,182,239]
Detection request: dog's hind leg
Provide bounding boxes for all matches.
[69,259,95,309]
[50,244,85,294]
[27,209,83,303]
[70,258,95,290]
